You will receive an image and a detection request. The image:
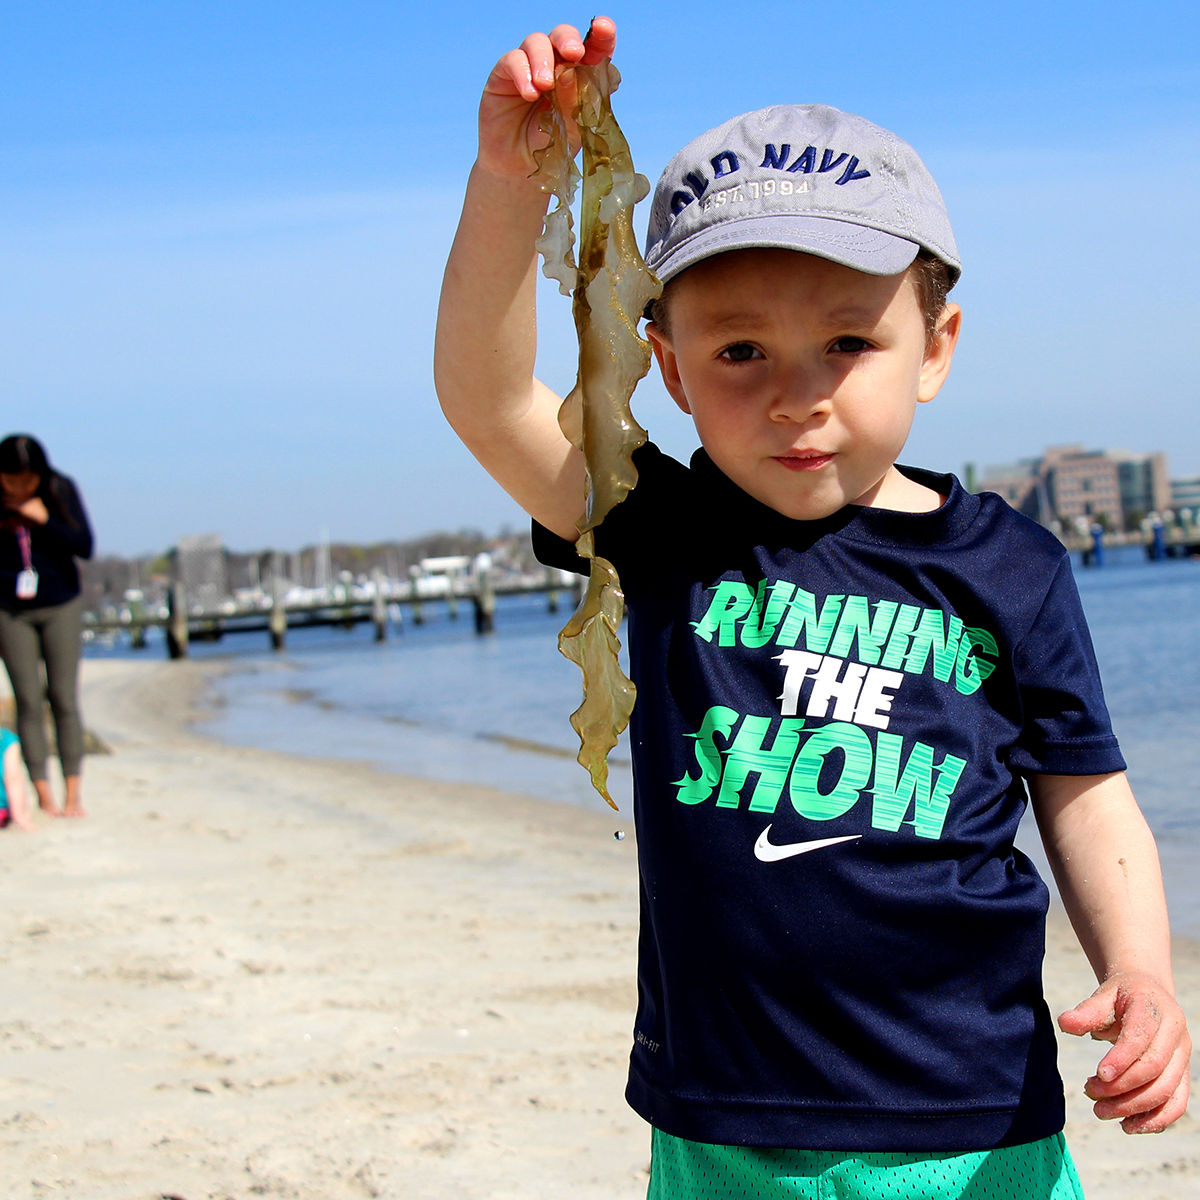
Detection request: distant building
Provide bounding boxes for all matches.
[971,458,1046,521]
[975,445,1169,530]
[1113,451,1170,521]
[173,533,230,608]
[1041,446,1123,530]
[1171,476,1200,510]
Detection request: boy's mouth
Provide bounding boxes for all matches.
[774,452,834,472]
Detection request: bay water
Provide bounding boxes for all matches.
[96,548,1200,937]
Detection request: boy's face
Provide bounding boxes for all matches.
[647,249,960,520]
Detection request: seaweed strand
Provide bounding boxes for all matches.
[533,61,661,807]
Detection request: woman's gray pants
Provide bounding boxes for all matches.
[0,595,85,779]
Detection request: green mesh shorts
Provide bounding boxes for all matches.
[647,1128,1085,1200]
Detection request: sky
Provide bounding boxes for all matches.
[2,1,1198,556]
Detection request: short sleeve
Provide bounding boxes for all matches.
[531,442,689,590]
[1008,557,1126,776]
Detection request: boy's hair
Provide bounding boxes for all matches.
[908,249,955,342]
[646,247,955,346]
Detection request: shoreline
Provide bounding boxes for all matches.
[166,625,639,817]
[0,659,1195,1197]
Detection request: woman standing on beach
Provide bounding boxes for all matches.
[0,435,94,818]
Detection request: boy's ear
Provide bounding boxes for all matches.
[645,322,694,415]
[918,303,962,405]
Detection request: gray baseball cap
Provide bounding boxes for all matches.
[644,104,960,286]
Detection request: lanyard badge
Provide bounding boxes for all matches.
[15,525,38,601]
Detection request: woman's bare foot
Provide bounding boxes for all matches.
[62,774,85,818]
[33,778,61,817]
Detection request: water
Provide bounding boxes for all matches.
[87,549,1200,935]
[1065,550,1200,937]
[90,594,635,814]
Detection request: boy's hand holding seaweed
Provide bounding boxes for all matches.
[477,18,617,181]
[437,21,622,545]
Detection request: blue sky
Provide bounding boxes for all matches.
[3,1,1198,554]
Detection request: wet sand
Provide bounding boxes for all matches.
[0,659,1196,1198]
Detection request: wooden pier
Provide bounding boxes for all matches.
[1060,525,1200,565]
[85,567,584,659]
[87,522,1199,660]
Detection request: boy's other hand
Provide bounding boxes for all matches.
[478,16,617,179]
[1059,972,1191,1133]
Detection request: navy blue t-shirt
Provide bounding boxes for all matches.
[534,443,1125,1153]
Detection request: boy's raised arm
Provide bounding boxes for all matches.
[1030,770,1191,1133]
[435,19,617,543]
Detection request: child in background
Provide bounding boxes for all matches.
[1,725,38,831]
[435,17,1190,1198]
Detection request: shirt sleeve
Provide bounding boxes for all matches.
[531,442,685,591]
[1008,555,1126,776]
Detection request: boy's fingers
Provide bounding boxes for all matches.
[1090,1013,1190,1097]
[1093,991,1176,1084]
[487,47,541,102]
[518,32,558,91]
[1091,1042,1192,1120]
[580,15,617,63]
[486,24,596,109]
[547,23,587,62]
[1058,987,1117,1039]
[1120,1074,1191,1135]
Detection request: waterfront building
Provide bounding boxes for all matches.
[975,445,1169,530]
[173,533,231,608]
[968,458,1047,521]
[1171,476,1200,510]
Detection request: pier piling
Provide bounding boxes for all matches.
[408,566,425,625]
[166,581,189,659]
[269,554,288,650]
[371,568,388,642]
[473,557,495,634]
[128,593,147,649]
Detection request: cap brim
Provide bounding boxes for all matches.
[649,214,921,284]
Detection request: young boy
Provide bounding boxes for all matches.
[435,17,1190,1197]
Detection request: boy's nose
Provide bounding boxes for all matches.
[767,374,831,424]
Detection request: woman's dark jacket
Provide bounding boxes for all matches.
[0,474,94,612]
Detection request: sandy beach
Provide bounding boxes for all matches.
[0,658,1197,1199]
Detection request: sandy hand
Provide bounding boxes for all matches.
[1059,971,1191,1133]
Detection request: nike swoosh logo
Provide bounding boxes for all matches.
[753,826,862,862]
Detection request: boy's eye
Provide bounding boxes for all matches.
[832,336,871,354]
[720,343,762,362]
